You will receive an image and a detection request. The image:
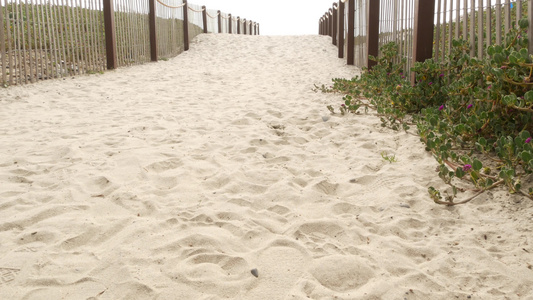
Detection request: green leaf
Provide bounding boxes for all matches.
[519,18,529,29]
[524,91,533,104]
[460,156,472,164]
[520,48,529,60]
[520,130,531,139]
[473,159,482,171]
[429,116,438,126]
[521,151,533,163]
[487,46,495,56]
[503,94,517,106]
[494,53,505,64]
[455,167,466,178]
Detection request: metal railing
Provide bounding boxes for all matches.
[320,0,533,79]
[0,0,260,86]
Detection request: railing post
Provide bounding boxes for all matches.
[367,0,380,69]
[338,1,345,58]
[257,24,260,35]
[249,21,252,35]
[347,0,355,65]
[103,0,118,69]
[332,4,338,45]
[228,14,232,33]
[243,19,247,35]
[237,17,241,34]
[149,0,158,62]
[411,0,435,83]
[218,10,222,33]
[183,0,190,51]
[202,6,208,33]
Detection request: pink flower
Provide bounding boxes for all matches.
[526,137,532,144]
[439,105,444,111]
[463,164,472,172]
[467,104,473,109]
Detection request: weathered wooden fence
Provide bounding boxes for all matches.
[0,0,260,86]
[320,0,533,79]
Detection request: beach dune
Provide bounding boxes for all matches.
[1,34,532,299]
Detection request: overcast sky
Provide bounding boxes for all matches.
[193,0,337,36]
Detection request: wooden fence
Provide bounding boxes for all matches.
[320,0,533,80]
[0,0,260,86]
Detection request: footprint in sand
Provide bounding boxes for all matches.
[310,255,375,292]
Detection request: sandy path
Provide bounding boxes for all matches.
[1,34,532,300]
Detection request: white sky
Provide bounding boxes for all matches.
[193,0,337,36]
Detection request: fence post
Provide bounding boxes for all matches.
[529,0,533,55]
[347,0,355,65]
[243,19,247,34]
[228,14,232,33]
[218,10,222,33]
[411,0,435,83]
[103,0,118,69]
[332,3,338,45]
[326,9,331,36]
[183,0,190,50]
[249,21,252,35]
[338,1,345,58]
[257,23,260,35]
[202,6,208,33]
[367,0,380,69]
[237,17,241,34]
[149,0,158,62]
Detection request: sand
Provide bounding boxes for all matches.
[1,34,532,300]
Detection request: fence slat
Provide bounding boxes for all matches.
[469,0,475,56]
[441,0,447,61]
[505,0,510,34]
[447,0,453,57]
[529,0,533,55]
[0,0,5,85]
[477,0,483,58]
[486,0,492,50]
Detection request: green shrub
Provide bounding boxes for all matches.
[327,19,533,205]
